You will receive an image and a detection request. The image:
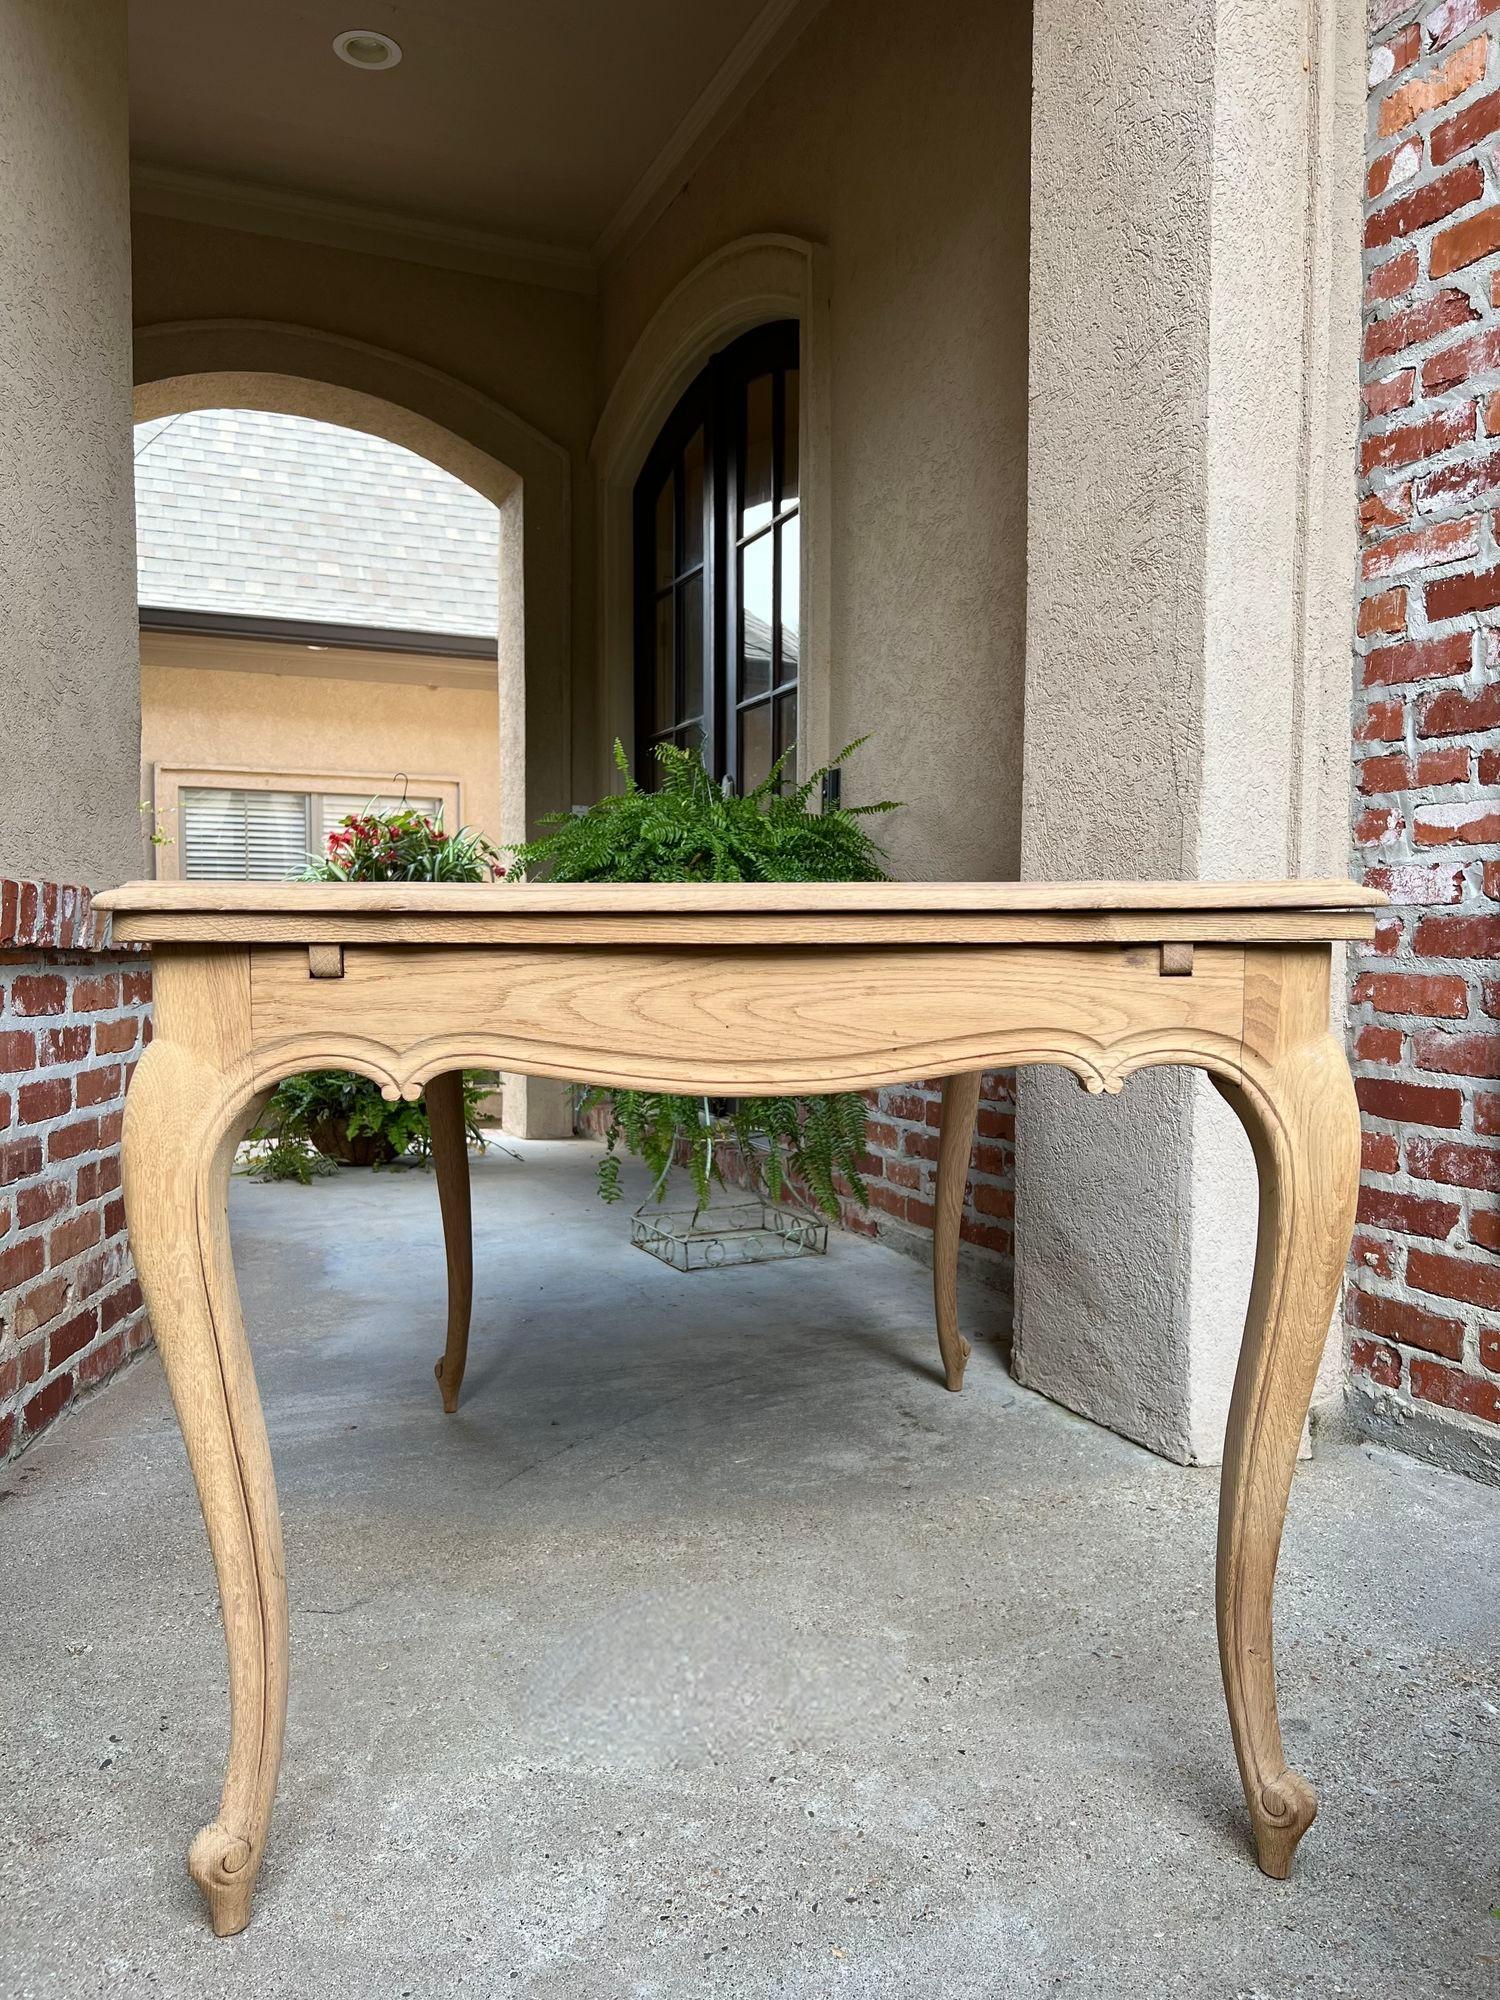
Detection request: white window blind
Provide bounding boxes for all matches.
[180,789,311,881]
[178,786,447,881]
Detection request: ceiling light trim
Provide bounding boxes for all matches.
[593,0,831,270]
[130,164,597,295]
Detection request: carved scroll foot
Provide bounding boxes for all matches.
[1210,949,1362,1881]
[933,1070,983,1391]
[426,1070,474,1413]
[189,1819,261,1937]
[123,1026,285,1937]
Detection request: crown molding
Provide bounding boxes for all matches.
[593,0,831,270]
[129,164,598,295]
[131,0,826,295]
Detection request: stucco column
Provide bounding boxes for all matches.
[1016,0,1364,1461]
[0,0,139,886]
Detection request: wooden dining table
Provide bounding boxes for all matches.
[95,875,1385,1935]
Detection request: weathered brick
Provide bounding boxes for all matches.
[1414,799,1500,842]
[1407,1133,1500,1186]
[1422,323,1500,390]
[1364,369,1417,417]
[1366,244,1420,304]
[1433,81,1500,160]
[1416,677,1500,730]
[1413,440,1500,510]
[70,973,119,1012]
[12,1274,69,1338]
[37,1024,89,1065]
[1349,1284,1466,1359]
[1361,401,1474,472]
[16,1075,69,1125]
[1409,1244,1500,1309]
[1363,863,1465,903]
[1364,287,1479,362]
[0,1235,45,1292]
[46,1306,97,1371]
[1352,1231,1400,1279]
[1412,1027,1500,1075]
[48,1210,101,1267]
[1368,140,1423,201]
[1353,968,1470,1015]
[1428,0,1500,53]
[1432,203,1500,275]
[16,1177,69,1229]
[1377,34,1488,135]
[45,1115,100,1162]
[1363,1130,1402,1174]
[1355,1075,1465,1125]
[1356,1022,1405,1062]
[1357,589,1408,638]
[1350,1334,1403,1388]
[1361,630,1472,682]
[1366,159,1484,249]
[92,1017,138,1056]
[1363,521,1480,582]
[1415,911,1500,955]
[9,974,66,1017]
[1356,1184,1461,1238]
[1411,1357,1500,1422]
[21,1374,72,1440]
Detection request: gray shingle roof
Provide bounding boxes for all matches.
[134,408,499,637]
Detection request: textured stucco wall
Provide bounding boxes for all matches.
[1017,0,1365,1463]
[597,0,1031,881]
[0,0,140,886]
[140,659,502,851]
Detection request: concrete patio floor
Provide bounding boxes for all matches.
[2,1138,1497,1998]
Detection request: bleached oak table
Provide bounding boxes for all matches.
[97,877,1385,1936]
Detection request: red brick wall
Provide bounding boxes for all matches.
[0,882,152,1461]
[1354,2,1500,1457]
[844,1077,1015,1275]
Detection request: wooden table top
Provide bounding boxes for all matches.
[94,878,1386,948]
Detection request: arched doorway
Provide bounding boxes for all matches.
[133,335,575,1136]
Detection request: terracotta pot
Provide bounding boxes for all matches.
[306,1116,399,1168]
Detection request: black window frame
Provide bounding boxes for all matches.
[632,319,800,791]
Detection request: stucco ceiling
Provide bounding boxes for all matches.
[127,0,778,252]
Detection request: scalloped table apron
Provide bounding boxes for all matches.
[95,876,1386,1935]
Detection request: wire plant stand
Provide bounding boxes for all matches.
[630,1192,829,1272]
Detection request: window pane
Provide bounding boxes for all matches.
[739,531,773,699]
[655,592,674,729]
[181,788,309,881]
[654,475,674,589]
[781,367,800,506]
[739,701,773,793]
[777,515,799,684]
[680,572,704,723]
[740,372,774,539]
[774,693,798,783]
[682,425,704,571]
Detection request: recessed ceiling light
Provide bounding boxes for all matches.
[333,29,402,70]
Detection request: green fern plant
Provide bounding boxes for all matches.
[509,738,899,1218]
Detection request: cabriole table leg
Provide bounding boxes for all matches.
[1209,945,1362,1877]
[933,1069,983,1390]
[123,1030,286,1936]
[425,1069,474,1413]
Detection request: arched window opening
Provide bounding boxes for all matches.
[632,321,800,791]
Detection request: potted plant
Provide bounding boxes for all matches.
[506,738,899,1220]
[244,804,501,1181]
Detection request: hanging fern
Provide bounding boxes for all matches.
[511,738,900,1218]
